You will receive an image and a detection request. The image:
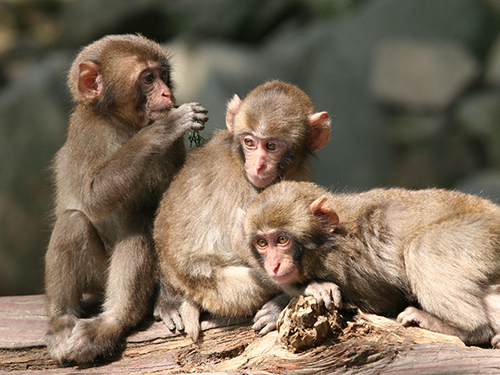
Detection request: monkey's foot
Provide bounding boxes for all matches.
[45,314,78,365]
[179,300,201,342]
[63,316,125,364]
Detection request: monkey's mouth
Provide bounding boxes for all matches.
[271,270,298,284]
[248,174,276,188]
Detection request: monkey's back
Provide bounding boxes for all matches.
[332,187,500,242]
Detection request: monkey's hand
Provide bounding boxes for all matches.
[303,281,342,310]
[161,102,208,136]
[253,293,291,335]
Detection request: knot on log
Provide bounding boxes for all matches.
[277,295,345,352]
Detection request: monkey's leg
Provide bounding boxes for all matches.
[45,209,106,364]
[177,265,279,341]
[401,217,496,345]
[64,229,156,363]
[483,286,500,347]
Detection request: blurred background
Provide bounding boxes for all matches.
[1,0,500,296]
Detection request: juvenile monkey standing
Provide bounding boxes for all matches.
[44,34,208,364]
[154,80,331,341]
[242,180,500,347]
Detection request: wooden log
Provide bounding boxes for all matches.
[1,295,500,374]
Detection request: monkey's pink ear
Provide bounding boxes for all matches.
[226,94,242,133]
[309,195,339,233]
[308,112,331,151]
[78,61,103,100]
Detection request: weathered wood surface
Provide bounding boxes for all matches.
[2,295,500,374]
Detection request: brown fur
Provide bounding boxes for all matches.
[243,181,500,346]
[44,34,207,365]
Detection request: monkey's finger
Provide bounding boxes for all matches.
[330,287,342,308]
[320,289,333,310]
[179,102,209,115]
[257,322,277,336]
[193,113,209,125]
[253,314,277,334]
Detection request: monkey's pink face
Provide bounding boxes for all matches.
[240,134,287,188]
[139,66,174,124]
[252,230,300,284]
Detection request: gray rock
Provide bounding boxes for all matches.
[485,34,500,86]
[0,51,70,295]
[454,90,500,138]
[370,37,480,111]
[388,114,447,144]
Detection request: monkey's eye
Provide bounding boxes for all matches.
[244,138,255,148]
[255,238,268,248]
[276,235,288,244]
[160,70,168,82]
[266,142,278,151]
[142,72,155,85]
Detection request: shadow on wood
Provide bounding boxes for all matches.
[1,295,500,374]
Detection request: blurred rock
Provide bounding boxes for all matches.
[370,38,480,111]
[485,34,500,86]
[454,90,500,166]
[455,90,500,138]
[0,51,70,295]
[389,135,480,189]
[58,0,162,47]
[388,114,447,144]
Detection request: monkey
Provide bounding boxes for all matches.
[44,34,208,365]
[154,80,331,341]
[241,180,500,347]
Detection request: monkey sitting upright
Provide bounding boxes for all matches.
[44,34,208,365]
[241,181,500,347]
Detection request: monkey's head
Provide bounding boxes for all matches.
[68,34,175,128]
[242,181,339,285]
[225,80,331,189]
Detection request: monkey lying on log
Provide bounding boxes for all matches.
[241,181,500,347]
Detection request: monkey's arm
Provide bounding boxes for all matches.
[81,103,207,217]
[168,264,280,342]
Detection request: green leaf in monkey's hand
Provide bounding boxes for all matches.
[188,128,205,147]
